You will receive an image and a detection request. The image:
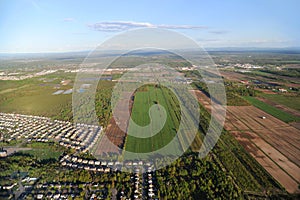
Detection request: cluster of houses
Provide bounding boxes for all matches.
[133,166,156,199]
[0,113,102,153]
[234,63,264,69]
[119,165,156,200]
[60,154,113,173]
[60,155,157,199]
[2,180,107,199]
[0,176,38,194]
[34,182,87,200]
[59,154,155,174]
[0,70,57,80]
[27,182,99,199]
[0,112,158,199]
[146,166,156,199]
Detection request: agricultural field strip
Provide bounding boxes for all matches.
[222,110,299,193]
[231,131,298,193]
[192,90,267,191]
[243,97,299,123]
[191,89,300,193]
[250,129,300,167]
[124,85,197,154]
[94,90,133,156]
[235,130,300,182]
[95,118,127,155]
[227,108,300,153]
[258,97,300,118]
[227,107,300,167]
[0,84,31,95]
[150,86,198,152]
[226,108,300,186]
[125,86,178,152]
[159,87,187,152]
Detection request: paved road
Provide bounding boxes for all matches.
[14,181,24,199]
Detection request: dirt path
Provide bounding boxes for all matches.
[4,147,32,155]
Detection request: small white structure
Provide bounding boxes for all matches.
[0,149,7,157]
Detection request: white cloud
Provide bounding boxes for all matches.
[209,30,228,34]
[63,18,75,22]
[88,21,208,32]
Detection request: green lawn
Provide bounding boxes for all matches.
[261,93,300,112]
[244,96,300,123]
[124,85,182,154]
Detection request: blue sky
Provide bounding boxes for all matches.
[0,0,299,53]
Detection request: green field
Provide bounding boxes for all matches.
[261,93,300,112]
[0,73,74,121]
[124,85,184,154]
[244,96,300,122]
[22,142,64,161]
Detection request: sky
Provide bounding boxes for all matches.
[0,0,299,53]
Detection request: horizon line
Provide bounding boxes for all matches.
[1,46,300,55]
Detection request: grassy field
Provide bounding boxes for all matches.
[0,73,74,120]
[0,73,117,124]
[244,96,300,122]
[22,142,64,161]
[261,93,300,112]
[124,85,183,154]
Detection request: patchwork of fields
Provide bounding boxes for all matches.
[244,96,300,122]
[96,84,202,158]
[227,106,300,193]
[193,89,300,193]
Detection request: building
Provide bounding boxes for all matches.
[0,148,7,157]
[279,88,287,92]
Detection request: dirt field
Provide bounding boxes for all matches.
[219,70,248,82]
[192,89,300,193]
[94,92,133,156]
[256,88,277,94]
[220,69,300,88]
[94,117,126,155]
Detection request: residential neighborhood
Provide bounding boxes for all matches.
[0,112,158,199]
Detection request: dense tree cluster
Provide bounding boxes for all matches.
[156,153,241,199]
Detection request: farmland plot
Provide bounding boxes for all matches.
[193,89,300,193]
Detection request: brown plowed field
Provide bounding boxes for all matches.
[192,89,300,193]
[94,117,126,155]
[94,92,133,156]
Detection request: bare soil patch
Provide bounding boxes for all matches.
[94,92,133,156]
[192,89,300,193]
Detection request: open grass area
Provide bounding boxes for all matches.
[124,85,182,154]
[22,142,64,161]
[0,73,74,120]
[21,148,62,161]
[260,93,300,112]
[244,96,300,123]
[0,84,72,120]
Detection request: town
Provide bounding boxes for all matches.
[0,112,158,199]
